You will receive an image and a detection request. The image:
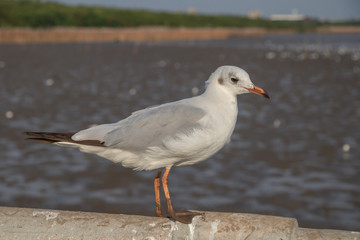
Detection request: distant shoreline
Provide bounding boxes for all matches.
[1,26,359,44]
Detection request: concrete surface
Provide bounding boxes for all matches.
[0,206,358,240]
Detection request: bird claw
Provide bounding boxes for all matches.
[168,210,203,224]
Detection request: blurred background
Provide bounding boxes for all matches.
[0,0,359,231]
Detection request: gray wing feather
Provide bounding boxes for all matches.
[103,102,205,151]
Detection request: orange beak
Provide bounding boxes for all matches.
[245,85,270,99]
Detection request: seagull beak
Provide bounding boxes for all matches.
[245,85,270,99]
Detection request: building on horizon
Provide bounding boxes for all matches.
[248,10,261,19]
[269,9,306,21]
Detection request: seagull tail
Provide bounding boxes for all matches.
[22,131,104,147]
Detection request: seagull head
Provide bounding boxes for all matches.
[206,66,270,99]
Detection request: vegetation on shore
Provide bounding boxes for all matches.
[0,0,359,31]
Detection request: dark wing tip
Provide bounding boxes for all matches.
[22,131,74,143]
[22,131,105,147]
[25,137,57,143]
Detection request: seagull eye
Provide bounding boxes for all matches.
[231,77,239,83]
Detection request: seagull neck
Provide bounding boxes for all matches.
[202,84,237,106]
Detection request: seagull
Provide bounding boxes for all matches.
[23,65,269,224]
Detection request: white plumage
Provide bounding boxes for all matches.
[60,65,268,170]
[24,65,269,224]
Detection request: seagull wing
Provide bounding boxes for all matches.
[72,100,206,152]
[103,101,205,151]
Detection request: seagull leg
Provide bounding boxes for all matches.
[161,168,202,224]
[161,168,175,216]
[154,170,163,217]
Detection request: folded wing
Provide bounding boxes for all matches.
[72,101,206,152]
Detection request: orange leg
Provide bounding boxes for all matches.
[160,168,202,224]
[161,168,175,216]
[154,170,163,217]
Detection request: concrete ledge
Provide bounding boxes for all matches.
[0,206,358,240]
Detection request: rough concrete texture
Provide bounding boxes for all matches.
[0,206,358,240]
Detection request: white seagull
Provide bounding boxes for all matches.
[24,65,269,224]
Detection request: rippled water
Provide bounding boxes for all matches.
[0,33,359,230]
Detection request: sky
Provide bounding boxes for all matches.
[50,0,360,20]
